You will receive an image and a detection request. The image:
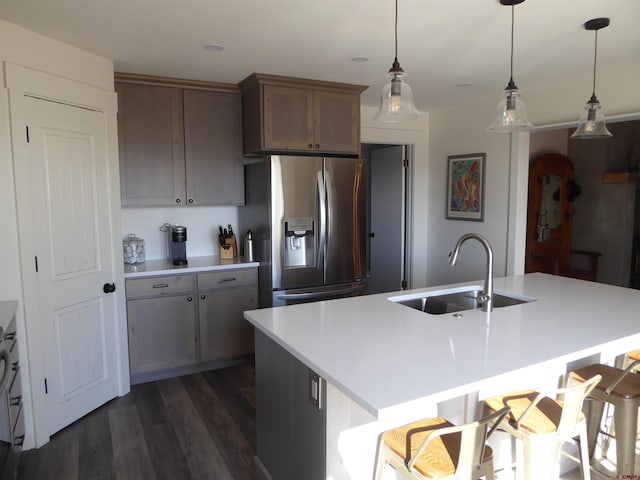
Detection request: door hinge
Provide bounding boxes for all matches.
[26,126,30,143]
[44,378,48,394]
[402,158,409,168]
[401,280,408,290]
[34,256,38,273]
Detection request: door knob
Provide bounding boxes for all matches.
[103,283,116,294]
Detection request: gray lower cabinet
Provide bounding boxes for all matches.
[255,330,326,480]
[125,267,258,383]
[199,287,257,363]
[127,294,197,374]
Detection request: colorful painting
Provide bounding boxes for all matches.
[446,153,485,221]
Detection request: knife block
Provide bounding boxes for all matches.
[225,236,238,257]
[220,243,234,259]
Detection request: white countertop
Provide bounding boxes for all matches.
[244,273,640,419]
[124,255,259,278]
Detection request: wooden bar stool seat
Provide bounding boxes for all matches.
[571,363,640,476]
[373,407,510,480]
[484,374,601,480]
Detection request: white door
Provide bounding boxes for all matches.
[370,145,406,294]
[25,96,120,435]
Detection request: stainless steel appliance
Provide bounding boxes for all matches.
[161,224,188,266]
[240,155,367,307]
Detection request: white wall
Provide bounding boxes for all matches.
[121,206,240,260]
[426,61,640,287]
[530,129,568,160]
[427,100,513,286]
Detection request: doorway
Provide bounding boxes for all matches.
[362,143,412,294]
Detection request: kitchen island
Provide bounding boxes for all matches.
[244,273,640,480]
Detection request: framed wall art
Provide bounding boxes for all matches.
[446,152,485,221]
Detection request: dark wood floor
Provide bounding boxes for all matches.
[18,362,256,480]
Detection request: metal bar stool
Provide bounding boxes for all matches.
[570,362,640,476]
[373,407,510,480]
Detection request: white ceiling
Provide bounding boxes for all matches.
[1,0,639,111]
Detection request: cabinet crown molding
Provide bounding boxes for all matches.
[115,72,240,94]
[239,72,368,94]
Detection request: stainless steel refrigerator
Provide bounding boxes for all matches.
[239,155,367,307]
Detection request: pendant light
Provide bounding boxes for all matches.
[488,0,532,133]
[571,18,612,139]
[373,0,422,122]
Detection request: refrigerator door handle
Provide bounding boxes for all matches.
[276,284,365,301]
[317,170,326,270]
[325,168,334,268]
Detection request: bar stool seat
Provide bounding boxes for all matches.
[571,363,640,476]
[373,407,510,480]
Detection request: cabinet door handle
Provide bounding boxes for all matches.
[152,283,169,289]
[14,434,24,447]
[200,295,206,300]
[308,144,313,149]
[314,144,320,149]
[3,331,16,341]
[176,198,181,204]
[10,394,21,407]
[188,198,194,204]
[218,277,237,283]
[187,297,193,302]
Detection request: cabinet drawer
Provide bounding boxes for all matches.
[197,268,257,291]
[126,275,194,299]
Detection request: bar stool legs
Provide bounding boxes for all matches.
[613,398,639,474]
[572,363,640,476]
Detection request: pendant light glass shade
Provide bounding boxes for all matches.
[374,0,422,123]
[572,95,612,139]
[374,61,422,122]
[488,81,532,132]
[488,0,532,133]
[571,18,612,139]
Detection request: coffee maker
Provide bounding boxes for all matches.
[161,223,188,265]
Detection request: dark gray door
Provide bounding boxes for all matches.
[370,145,405,294]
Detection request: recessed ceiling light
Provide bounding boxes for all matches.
[351,57,369,63]
[456,83,472,88]
[203,43,224,52]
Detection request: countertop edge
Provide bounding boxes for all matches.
[124,255,259,278]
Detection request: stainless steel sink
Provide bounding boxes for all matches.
[390,287,536,315]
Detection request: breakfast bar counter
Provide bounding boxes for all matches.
[244,273,640,479]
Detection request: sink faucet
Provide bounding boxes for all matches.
[448,233,494,312]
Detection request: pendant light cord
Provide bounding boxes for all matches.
[394,0,399,63]
[591,29,599,97]
[509,3,515,83]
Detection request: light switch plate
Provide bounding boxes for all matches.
[309,369,323,410]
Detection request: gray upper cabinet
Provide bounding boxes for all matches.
[115,74,244,207]
[117,82,186,206]
[183,89,244,206]
[239,73,367,156]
